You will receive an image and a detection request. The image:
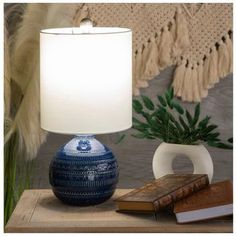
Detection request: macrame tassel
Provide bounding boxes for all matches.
[172,59,187,97]
[158,26,174,69]
[208,46,219,86]
[132,53,141,96]
[182,62,193,102]
[143,37,160,80]
[133,87,140,96]
[140,42,149,79]
[218,40,230,78]
[135,49,142,84]
[197,61,208,98]
[203,54,213,89]
[155,36,161,70]
[137,80,149,88]
[172,7,190,58]
[170,20,176,41]
[225,34,233,73]
[135,49,148,88]
[191,63,201,102]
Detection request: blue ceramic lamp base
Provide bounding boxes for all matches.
[49,135,119,206]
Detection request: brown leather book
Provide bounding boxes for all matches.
[174,180,233,223]
[115,174,209,212]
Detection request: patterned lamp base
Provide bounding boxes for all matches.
[49,135,119,206]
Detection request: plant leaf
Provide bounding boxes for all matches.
[131,88,232,150]
[170,87,174,99]
[186,110,193,126]
[192,103,200,127]
[179,116,189,132]
[141,111,152,124]
[114,134,126,144]
[198,116,211,128]
[132,117,150,131]
[206,132,220,140]
[132,117,143,124]
[167,87,174,99]
[172,101,184,114]
[165,92,173,109]
[228,137,233,143]
[133,99,143,114]
[207,141,233,149]
[141,95,155,110]
[132,125,146,132]
[203,125,218,134]
[157,95,167,107]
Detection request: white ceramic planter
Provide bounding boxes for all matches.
[152,142,214,183]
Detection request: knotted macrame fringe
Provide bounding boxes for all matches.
[172,59,186,97]
[172,7,190,58]
[198,61,208,98]
[144,37,160,80]
[132,6,232,102]
[208,46,219,86]
[172,31,233,102]
[134,7,189,95]
[225,34,233,73]
[182,62,192,102]
[218,39,230,79]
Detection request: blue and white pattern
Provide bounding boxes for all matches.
[77,139,92,152]
[49,135,119,206]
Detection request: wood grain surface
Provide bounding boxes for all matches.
[5,189,233,233]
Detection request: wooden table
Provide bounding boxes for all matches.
[5,189,233,233]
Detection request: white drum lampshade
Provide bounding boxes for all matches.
[40,26,132,134]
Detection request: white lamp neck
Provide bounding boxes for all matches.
[75,134,95,139]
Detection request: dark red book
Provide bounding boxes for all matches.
[115,174,209,212]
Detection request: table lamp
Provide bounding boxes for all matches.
[40,21,132,205]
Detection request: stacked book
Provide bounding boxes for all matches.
[115,174,233,223]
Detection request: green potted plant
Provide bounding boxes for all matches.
[132,87,233,182]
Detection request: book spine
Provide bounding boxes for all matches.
[153,175,209,212]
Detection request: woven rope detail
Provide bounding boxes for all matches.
[182,3,232,63]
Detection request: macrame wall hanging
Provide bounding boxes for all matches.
[5,3,233,159]
[73,3,232,102]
